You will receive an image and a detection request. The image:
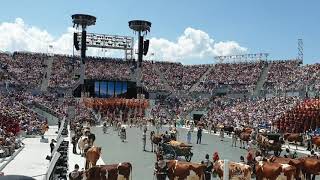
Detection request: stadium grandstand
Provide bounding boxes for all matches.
[0,1,320,179]
[1,50,319,130]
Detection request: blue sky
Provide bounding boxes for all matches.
[0,0,319,64]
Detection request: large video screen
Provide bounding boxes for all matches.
[115,81,122,96]
[94,81,128,98]
[107,81,114,97]
[100,81,107,98]
[94,81,100,96]
[122,82,127,95]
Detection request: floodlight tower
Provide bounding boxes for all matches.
[71,14,96,87]
[129,20,151,98]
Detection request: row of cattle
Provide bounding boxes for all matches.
[74,155,320,180]
[173,156,320,180]
[78,127,320,179]
[255,156,320,180]
[223,126,320,149]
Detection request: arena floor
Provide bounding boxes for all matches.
[92,126,249,180]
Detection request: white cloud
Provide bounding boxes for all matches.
[0,18,118,57]
[0,18,247,64]
[0,18,72,54]
[147,27,247,64]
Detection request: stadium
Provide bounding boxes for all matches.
[0,1,320,180]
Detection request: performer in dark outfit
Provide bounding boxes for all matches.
[197,127,203,144]
[120,127,126,142]
[201,154,213,180]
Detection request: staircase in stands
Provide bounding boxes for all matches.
[40,56,54,91]
[152,63,175,93]
[188,65,214,92]
[252,62,272,97]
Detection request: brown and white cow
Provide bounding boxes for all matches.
[256,161,282,180]
[283,133,303,149]
[270,157,304,179]
[85,146,102,170]
[84,162,132,180]
[256,161,297,180]
[166,160,205,180]
[299,157,320,180]
[213,160,251,180]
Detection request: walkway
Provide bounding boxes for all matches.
[2,126,58,179]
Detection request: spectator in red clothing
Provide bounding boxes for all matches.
[213,152,220,162]
[246,151,254,165]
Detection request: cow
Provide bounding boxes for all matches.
[257,134,283,156]
[235,128,253,149]
[85,146,102,170]
[84,162,132,180]
[243,128,253,134]
[78,135,88,156]
[278,163,296,180]
[222,126,234,136]
[152,134,164,145]
[256,161,283,180]
[269,156,304,180]
[239,133,251,149]
[299,157,320,180]
[166,160,205,180]
[212,160,251,180]
[283,133,303,150]
[152,134,164,152]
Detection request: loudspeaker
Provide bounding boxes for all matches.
[81,31,87,61]
[143,40,149,56]
[73,33,80,51]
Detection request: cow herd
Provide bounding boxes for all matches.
[71,125,320,180]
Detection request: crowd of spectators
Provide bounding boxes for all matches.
[156,62,184,90]
[26,93,69,119]
[264,60,301,91]
[166,95,211,117]
[0,52,46,87]
[0,92,49,158]
[85,58,131,81]
[153,62,209,91]
[181,65,209,90]
[178,96,210,115]
[1,51,318,96]
[150,103,169,120]
[194,62,263,93]
[283,63,320,91]
[142,62,166,91]
[0,54,19,86]
[152,94,302,132]
[205,96,300,129]
[75,101,95,124]
[49,55,80,89]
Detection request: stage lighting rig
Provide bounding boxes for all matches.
[214,53,269,63]
[128,20,152,99]
[72,14,96,63]
[129,20,152,65]
[71,14,96,87]
[74,32,134,60]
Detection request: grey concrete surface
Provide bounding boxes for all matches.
[92,126,249,180]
